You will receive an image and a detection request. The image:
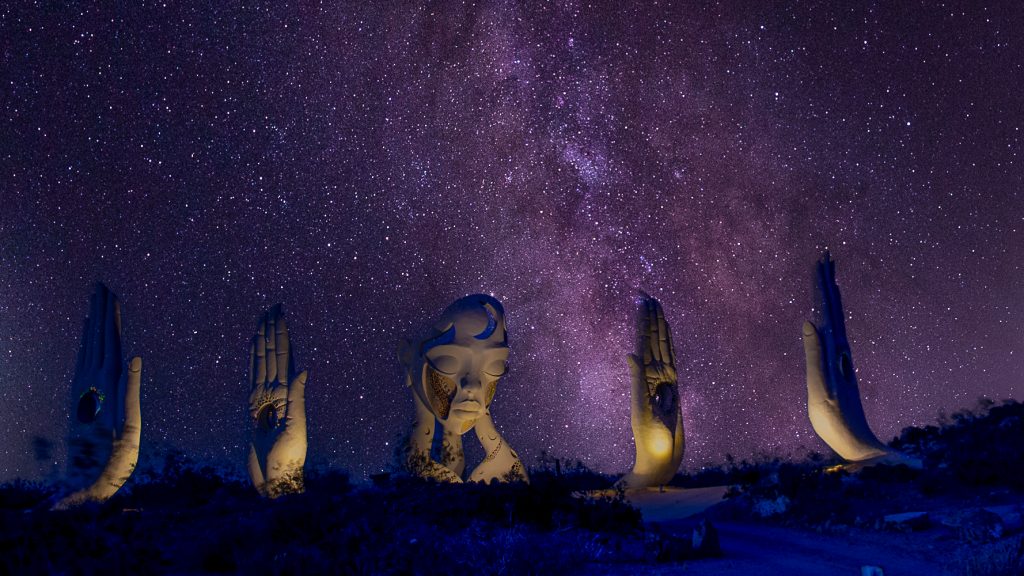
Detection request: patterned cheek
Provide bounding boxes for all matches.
[427,367,457,419]
[485,377,499,406]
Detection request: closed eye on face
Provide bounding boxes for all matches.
[483,360,507,377]
[428,354,460,375]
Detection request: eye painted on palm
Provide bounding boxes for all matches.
[651,382,676,414]
[837,350,854,382]
[645,363,678,417]
[76,387,105,424]
[250,389,288,432]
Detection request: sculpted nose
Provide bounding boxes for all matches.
[461,376,482,396]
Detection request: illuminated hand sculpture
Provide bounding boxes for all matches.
[803,252,913,465]
[247,305,308,497]
[399,295,527,484]
[55,284,142,509]
[619,295,685,489]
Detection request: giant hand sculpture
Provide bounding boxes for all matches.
[56,283,142,509]
[803,252,913,465]
[619,295,685,489]
[247,305,308,497]
[399,295,527,484]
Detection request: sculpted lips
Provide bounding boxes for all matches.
[451,400,483,416]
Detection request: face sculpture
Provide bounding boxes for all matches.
[410,295,510,435]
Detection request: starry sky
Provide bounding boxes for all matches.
[2,2,1022,482]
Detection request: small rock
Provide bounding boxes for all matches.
[943,508,1004,544]
[692,518,721,557]
[882,511,930,531]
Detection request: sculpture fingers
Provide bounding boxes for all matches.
[100,288,121,373]
[74,312,90,376]
[469,415,528,484]
[818,253,848,336]
[645,298,661,365]
[85,286,105,370]
[816,257,833,323]
[254,313,267,388]
[265,307,278,385]
[655,300,672,369]
[248,340,257,393]
[637,296,652,365]
[275,305,290,387]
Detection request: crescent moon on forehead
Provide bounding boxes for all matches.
[474,301,498,340]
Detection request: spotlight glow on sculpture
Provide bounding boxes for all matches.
[246,305,309,497]
[619,295,685,489]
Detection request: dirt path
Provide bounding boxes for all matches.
[678,521,951,575]
[585,486,958,575]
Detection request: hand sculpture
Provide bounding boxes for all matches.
[247,305,308,497]
[399,295,527,484]
[56,284,142,509]
[803,252,915,465]
[619,295,685,489]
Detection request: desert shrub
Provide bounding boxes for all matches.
[531,451,618,492]
[955,534,1024,576]
[0,479,53,510]
[0,459,643,575]
[893,399,1024,491]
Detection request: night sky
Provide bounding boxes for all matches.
[2,2,1022,482]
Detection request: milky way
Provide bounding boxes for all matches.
[2,3,1022,481]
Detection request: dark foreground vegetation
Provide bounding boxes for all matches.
[2,399,1023,575]
[0,456,656,575]
[697,399,1024,576]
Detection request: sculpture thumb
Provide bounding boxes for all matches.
[802,322,830,405]
[626,353,642,379]
[53,356,142,509]
[286,370,308,426]
[627,353,649,418]
[122,357,143,441]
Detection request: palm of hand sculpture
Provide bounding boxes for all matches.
[620,295,685,489]
[803,252,908,464]
[247,305,308,497]
[56,284,142,509]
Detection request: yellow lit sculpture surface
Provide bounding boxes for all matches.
[399,295,527,484]
[247,305,309,497]
[619,295,685,489]
[56,284,142,509]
